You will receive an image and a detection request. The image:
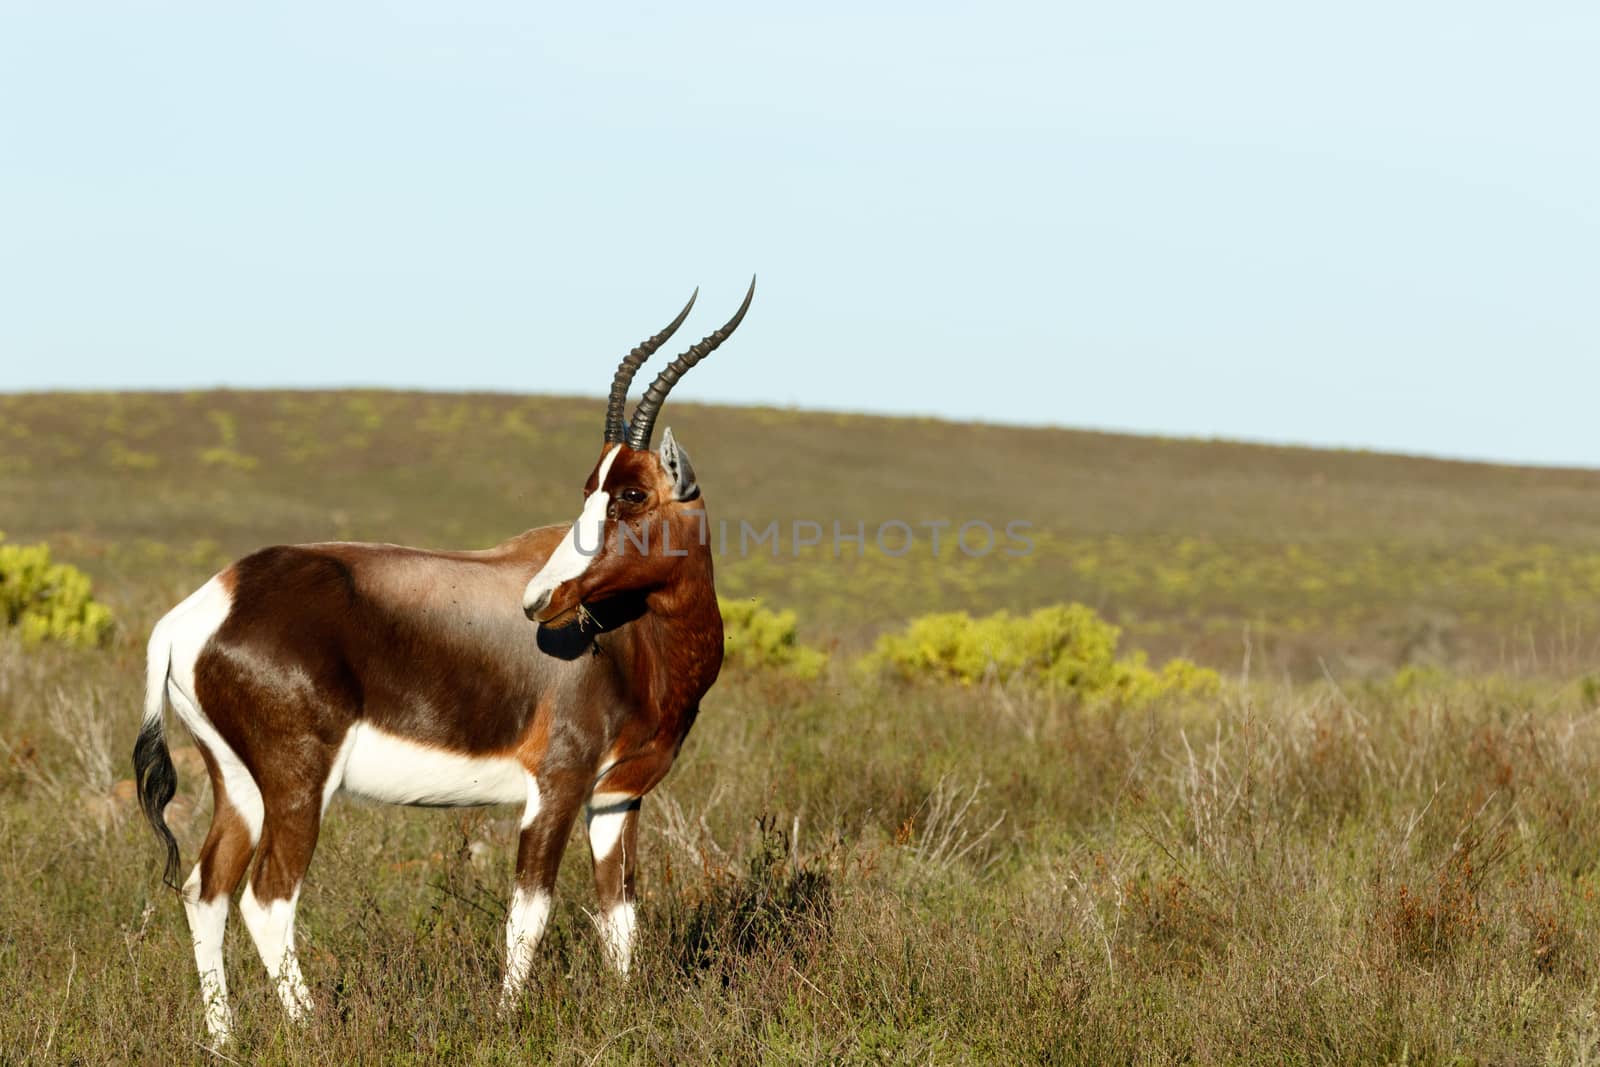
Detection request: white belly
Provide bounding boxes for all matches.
[338,723,527,807]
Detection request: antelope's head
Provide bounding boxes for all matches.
[522,280,753,627]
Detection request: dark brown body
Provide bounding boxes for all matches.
[191,517,722,902]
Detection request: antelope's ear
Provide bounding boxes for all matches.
[659,427,699,501]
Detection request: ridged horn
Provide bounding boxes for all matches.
[604,289,699,444]
[625,276,755,450]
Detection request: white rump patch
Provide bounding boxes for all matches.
[161,574,265,844]
[339,724,527,807]
[523,445,620,614]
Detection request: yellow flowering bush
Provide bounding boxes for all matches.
[864,603,1219,704]
[719,597,828,680]
[0,535,114,647]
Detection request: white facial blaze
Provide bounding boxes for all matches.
[523,445,621,615]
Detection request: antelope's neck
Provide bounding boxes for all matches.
[632,552,723,732]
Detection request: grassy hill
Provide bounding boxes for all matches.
[7,391,1600,1063]
[4,388,1599,673]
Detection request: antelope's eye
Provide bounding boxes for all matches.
[619,487,648,506]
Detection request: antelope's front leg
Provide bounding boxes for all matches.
[586,793,641,973]
[586,739,677,974]
[500,769,585,1007]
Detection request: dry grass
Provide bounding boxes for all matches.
[6,637,1600,1062]
[4,390,1600,1062]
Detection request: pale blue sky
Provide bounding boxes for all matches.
[2,3,1596,466]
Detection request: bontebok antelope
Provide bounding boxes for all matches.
[133,281,752,1042]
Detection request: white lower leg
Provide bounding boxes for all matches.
[587,795,637,975]
[500,886,552,1006]
[181,866,235,1042]
[239,882,313,1019]
[598,900,637,974]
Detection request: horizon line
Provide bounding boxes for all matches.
[3,383,1591,476]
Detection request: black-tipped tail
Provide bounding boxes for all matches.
[133,720,181,891]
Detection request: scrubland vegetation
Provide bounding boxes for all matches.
[4,390,1600,1064]
[0,536,114,648]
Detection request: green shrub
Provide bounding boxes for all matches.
[863,603,1219,704]
[0,535,114,647]
[1387,663,1454,696]
[719,597,828,679]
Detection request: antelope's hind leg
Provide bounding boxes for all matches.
[182,748,262,1044]
[238,772,331,1022]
